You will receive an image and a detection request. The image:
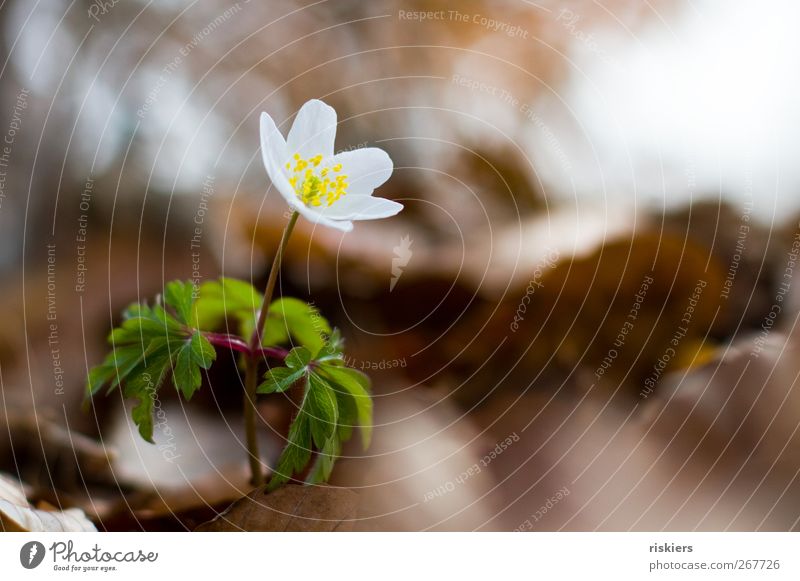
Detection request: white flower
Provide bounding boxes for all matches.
[260,99,402,232]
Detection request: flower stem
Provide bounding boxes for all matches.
[251,211,300,348]
[243,210,299,487]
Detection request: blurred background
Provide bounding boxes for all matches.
[2,0,800,531]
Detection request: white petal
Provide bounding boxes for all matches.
[294,202,354,232]
[260,112,300,209]
[260,111,287,166]
[327,147,393,196]
[287,99,337,159]
[320,195,403,221]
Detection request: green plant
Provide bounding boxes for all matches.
[86,261,372,490]
[86,98,402,489]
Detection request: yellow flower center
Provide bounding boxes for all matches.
[285,153,348,207]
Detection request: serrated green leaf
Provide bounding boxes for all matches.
[334,388,356,442]
[319,365,372,449]
[267,298,331,354]
[267,371,342,490]
[307,373,338,450]
[170,332,215,400]
[173,343,201,400]
[267,403,312,491]
[108,326,143,347]
[89,334,179,399]
[87,345,146,397]
[192,278,262,336]
[126,339,172,391]
[87,281,223,446]
[124,345,172,443]
[112,303,184,346]
[87,350,128,395]
[131,394,155,444]
[87,366,114,397]
[257,366,305,394]
[264,348,368,489]
[262,316,290,347]
[321,364,370,391]
[306,434,340,485]
[285,346,312,369]
[190,331,216,369]
[119,317,171,339]
[195,289,335,354]
[317,328,345,360]
[121,303,147,320]
[164,280,195,324]
[125,303,182,328]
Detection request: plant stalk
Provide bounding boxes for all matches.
[243,356,262,486]
[204,332,289,360]
[243,210,299,486]
[251,211,300,348]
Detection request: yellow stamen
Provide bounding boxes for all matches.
[286,153,349,207]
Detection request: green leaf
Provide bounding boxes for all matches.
[333,387,356,442]
[262,316,289,347]
[86,282,220,443]
[87,365,116,397]
[171,332,216,400]
[264,346,372,489]
[317,328,345,360]
[124,344,172,442]
[131,395,155,444]
[319,364,373,448]
[267,298,331,354]
[306,434,340,485]
[190,331,216,369]
[268,402,312,491]
[307,373,338,450]
[125,303,183,331]
[267,371,341,490]
[110,303,185,348]
[257,366,305,394]
[164,280,195,324]
[87,345,144,396]
[173,342,201,400]
[285,346,312,370]
[305,373,346,484]
[113,317,171,343]
[91,314,185,400]
[194,286,335,354]
[192,278,262,336]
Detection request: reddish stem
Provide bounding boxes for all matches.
[203,332,251,355]
[203,332,289,362]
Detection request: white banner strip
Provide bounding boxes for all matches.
[1,532,797,579]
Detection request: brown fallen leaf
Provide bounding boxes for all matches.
[2,412,117,491]
[0,473,96,532]
[195,485,358,532]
